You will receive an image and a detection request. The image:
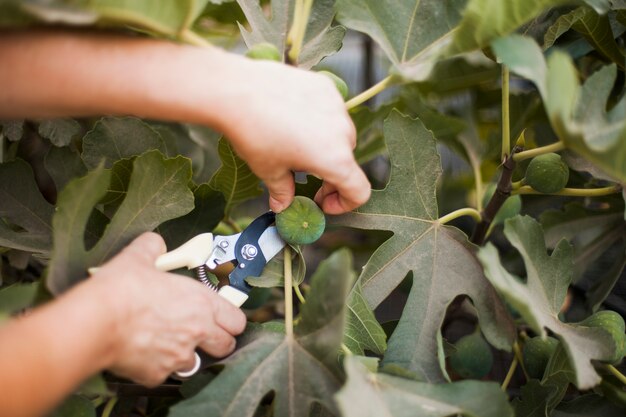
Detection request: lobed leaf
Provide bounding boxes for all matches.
[332,110,516,382]
[336,0,465,81]
[335,356,514,417]
[237,0,345,68]
[169,249,355,417]
[477,215,617,389]
[208,138,262,216]
[47,151,194,294]
[343,280,387,356]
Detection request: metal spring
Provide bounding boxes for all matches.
[195,265,218,292]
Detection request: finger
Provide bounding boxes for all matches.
[265,170,295,213]
[120,232,167,265]
[316,161,371,214]
[198,328,237,357]
[210,294,247,335]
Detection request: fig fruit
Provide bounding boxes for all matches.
[525,153,569,193]
[581,310,625,363]
[522,336,559,379]
[318,70,349,100]
[449,332,493,379]
[482,183,522,225]
[246,42,281,62]
[276,196,325,245]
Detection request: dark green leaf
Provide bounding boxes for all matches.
[50,395,96,417]
[0,120,24,142]
[81,117,166,169]
[44,146,87,193]
[343,280,387,355]
[208,138,262,216]
[47,151,194,294]
[512,379,557,417]
[0,282,38,313]
[0,159,54,254]
[336,356,514,417]
[157,183,226,249]
[450,0,610,55]
[552,394,626,417]
[38,118,81,147]
[332,110,516,382]
[169,249,354,417]
[478,215,617,389]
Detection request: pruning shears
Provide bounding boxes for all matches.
[154,211,286,377]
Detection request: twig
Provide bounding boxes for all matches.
[471,144,523,245]
[501,65,510,162]
[345,75,396,109]
[501,356,518,391]
[512,185,621,197]
[513,141,565,162]
[437,208,482,225]
[606,364,626,385]
[284,246,293,338]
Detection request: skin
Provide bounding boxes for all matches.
[0,30,371,417]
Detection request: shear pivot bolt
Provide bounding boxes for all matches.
[241,244,258,260]
[219,240,229,249]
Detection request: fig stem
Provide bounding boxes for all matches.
[287,0,313,63]
[437,207,481,225]
[294,284,306,304]
[345,75,395,109]
[102,397,118,417]
[501,65,510,162]
[224,217,242,233]
[500,355,518,391]
[341,343,353,356]
[606,364,626,385]
[513,341,530,382]
[513,141,565,162]
[512,185,621,197]
[284,246,294,339]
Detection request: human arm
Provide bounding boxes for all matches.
[0,29,370,214]
[0,233,246,417]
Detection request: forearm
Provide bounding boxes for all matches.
[0,279,117,417]
[0,29,237,129]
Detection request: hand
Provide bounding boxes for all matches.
[212,56,371,214]
[88,233,246,387]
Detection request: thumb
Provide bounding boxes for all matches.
[265,171,295,213]
[120,232,167,265]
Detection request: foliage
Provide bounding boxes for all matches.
[0,0,625,417]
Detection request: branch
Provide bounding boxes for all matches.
[513,141,565,162]
[345,75,396,109]
[512,185,622,197]
[437,208,482,225]
[471,144,523,245]
[501,65,510,162]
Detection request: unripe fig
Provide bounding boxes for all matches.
[482,183,522,225]
[522,336,559,379]
[449,332,493,379]
[524,153,569,193]
[318,70,349,100]
[276,196,325,245]
[581,310,626,363]
[246,42,281,62]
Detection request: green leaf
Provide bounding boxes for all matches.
[512,379,558,417]
[336,0,466,81]
[38,118,81,147]
[331,110,515,382]
[552,394,626,417]
[44,146,87,193]
[0,120,24,142]
[477,215,617,389]
[0,159,54,254]
[169,249,355,417]
[335,356,514,417]
[449,0,610,55]
[237,0,345,68]
[544,7,625,67]
[82,117,167,169]
[157,183,225,249]
[50,395,96,417]
[343,280,387,356]
[208,138,262,216]
[0,282,38,313]
[47,151,194,294]
[17,0,211,37]
[493,34,626,183]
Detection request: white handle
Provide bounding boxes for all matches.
[155,233,214,271]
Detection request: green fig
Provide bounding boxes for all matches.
[276,196,326,245]
[246,42,281,62]
[318,70,349,100]
[522,336,559,379]
[449,332,493,379]
[525,153,569,193]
